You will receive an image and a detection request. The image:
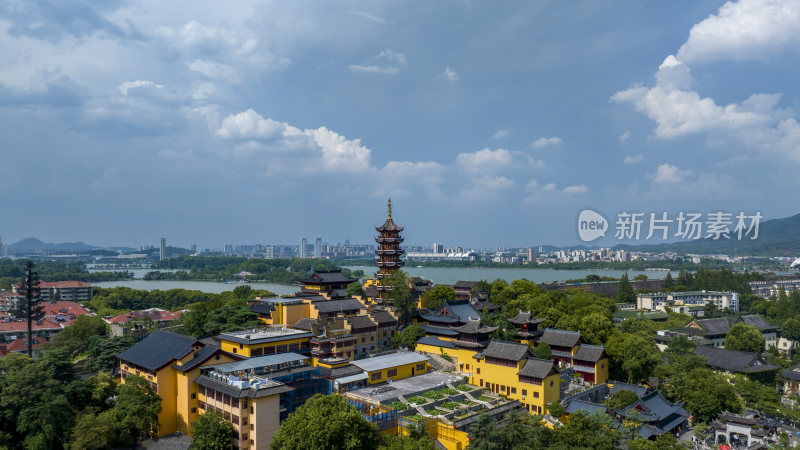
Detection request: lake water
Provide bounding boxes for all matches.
[90,265,677,294]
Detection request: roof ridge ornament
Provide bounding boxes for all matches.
[387,197,392,219]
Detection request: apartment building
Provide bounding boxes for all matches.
[12,280,93,301]
[636,291,739,313]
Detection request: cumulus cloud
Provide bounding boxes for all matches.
[215,109,372,172]
[531,136,562,148]
[619,131,631,142]
[523,180,588,203]
[349,49,406,74]
[492,128,512,139]
[623,154,644,164]
[676,0,800,63]
[613,0,800,164]
[117,80,164,96]
[651,163,693,184]
[456,148,513,174]
[441,67,460,83]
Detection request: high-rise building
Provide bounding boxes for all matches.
[300,238,307,258]
[0,236,7,258]
[265,246,275,259]
[527,247,535,262]
[314,238,322,258]
[433,242,444,254]
[375,198,404,300]
[190,244,197,253]
[223,244,233,256]
[160,237,166,260]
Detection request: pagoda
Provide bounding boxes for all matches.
[375,198,404,299]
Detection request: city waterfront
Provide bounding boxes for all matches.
[91,265,678,294]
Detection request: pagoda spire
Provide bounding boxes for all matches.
[375,198,404,300]
[387,197,392,219]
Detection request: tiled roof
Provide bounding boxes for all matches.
[508,311,546,326]
[782,368,800,381]
[416,336,457,349]
[573,344,606,363]
[108,308,181,324]
[118,330,201,371]
[453,281,478,289]
[6,337,46,352]
[482,340,530,362]
[346,315,376,330]
[249,303,275,315]
[369,311,397,326]
[539,328,581,348]
[517,358,556,379]
[690,317,733,335]
[298,270,356,285]
[450,318,497,334]
[172,345,240,373]
[609,381,647,398]
[423,325,459,337]
[565,400,607,415]
[16,281,92,289]
[313,298,365,313]
[292,318,317,331]
[437,302,480,323]
[376,218,404,232]
[0,318,62,332]
[695,345,779,373]
[739,315,776,331]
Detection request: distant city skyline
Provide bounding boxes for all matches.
[2,0,799,247]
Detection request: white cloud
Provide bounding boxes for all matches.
[303,127,372,173]
[623,154,644,164]
[676,0,800,63]
[348,65,399,74]
[349,49,407,75]
[188,59,238,80]
[441,66,460,83]
[376,161,445,200]
[117,80,164,96]
[215,109,288,140]
[456,148,513,174]
[492,128,512,139]
[531,136,562,148]
[619,131,631,142]
[562,185,590,194]
[613,0,800,165]
[651,163,693,184]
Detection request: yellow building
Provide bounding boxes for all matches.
[249,297,368,326]
[118,330,241,436]
[470,341,560,415]
[350,351,430,384]
[216,326,314,358]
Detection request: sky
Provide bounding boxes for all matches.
[1,0,799,249]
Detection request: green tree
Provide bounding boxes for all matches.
[47,314,109,355]
[232,284,254,300]
[468,413,501,449]
[11,261,45,357]
[546,402,564,418]
[347,281,364,298]
[191,410,236,450]
[115,375,162,445]
[579,313,615,345]
[393,325,425,349]
[725,322,765,353]
[616,273,635,303]
[663,272,674,289]
[383,270,415,325]
[606,334,661,383]
[606,390,638,410]
[422,285,457,310]
[552,411,621,449]
[783,317,800,342]
[271,394,379,450]
[533,342,553,360]
[70,410,120,450]
[633,274,648,281]
[86,335,136,372]
[677,368,740,422]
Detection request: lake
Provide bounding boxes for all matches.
[91,265,677,294]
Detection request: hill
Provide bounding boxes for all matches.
[616,212,800,256]
[9,237,97,251]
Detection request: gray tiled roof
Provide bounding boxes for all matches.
[692,317,733,335]
[172,345,240,373]
[453,281,478,289]
[539,328,581,348]
[313,298,365,313]
[370,311,397,326]
[438,302,480,322]
[739,315,777,331]
[517,358,556,379]
[417,336,457,349]
[782,368,800,381]
[508,311,546,326]
[423,325,459,337]
[483,340,531,362]
[292,317,317,331]
[118,330,201,371]
[346,315,376,330]
[609,381,647,398]
[695,345,779,373]
[573,344,606,363]
[250,303,275,314]
[450,318,498,334]
[565,400,607,415]
[298,270,356,284]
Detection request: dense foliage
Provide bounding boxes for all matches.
[190,410,236,450]
[393,324,426,348]
[421,285,457,310]
[0,258,132,290]
[85,285,275,316]
[147,256,363,283]
[382,270,416,325]
[724,322,766,353]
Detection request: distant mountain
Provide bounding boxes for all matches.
[9,238,97,251]
[614,212,800,256]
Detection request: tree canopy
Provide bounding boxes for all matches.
[724,323,765,353]
[191,410,236,450]
[271,394,380,450]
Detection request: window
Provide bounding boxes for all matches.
[289,343,299,351]
[232,398,240,408]
[601,363,605,369]
[417,363,426,371]
[371,372,382,381]
[232,415,239,425]
[362,337,366,343]
[242,398,248,408]
[477,368,481,374]
[480,380,484,386]
[534,392,539,398]
[239,343,243,349]
[465,364,470,370]
[370,336,374,341]
[191,393,196,399]
[252,348,263,356]
[250,406,254,414]
[198,401,206,410]
[224,412,231,420]
[265,346,275,354]
[550,380,554,386]
[216,391,223,401]
[198,386,206,395]
[511,387,516,394]
[233,348,237,354]
[387,368,397,377]
[191,407,197,413]
[276,345,287,353]
[224,395,231,406]
[501,385,506,392]
[522,389,527,396]
[243,418,248,426]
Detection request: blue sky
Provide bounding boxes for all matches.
[1,0,799,249]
